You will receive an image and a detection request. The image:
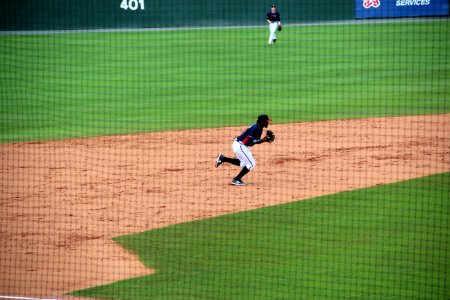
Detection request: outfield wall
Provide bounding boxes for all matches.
[0,0,355,31]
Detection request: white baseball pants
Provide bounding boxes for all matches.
[268,22,279,45]
[232,140,256,170]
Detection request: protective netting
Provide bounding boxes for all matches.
[0,1,449,299]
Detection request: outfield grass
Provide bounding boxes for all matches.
[71,172,450,299]
[1,20,449,143]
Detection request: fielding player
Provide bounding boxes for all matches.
[215,115,275,186]
[266,4,281,45]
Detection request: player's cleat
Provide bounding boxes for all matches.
[273,39,277,44]
[231,179,246,186]
[215,154,224,168]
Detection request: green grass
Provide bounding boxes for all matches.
[1,20,449,143]
[71,172,450,299]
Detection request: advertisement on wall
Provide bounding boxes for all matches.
[356,0,449,18]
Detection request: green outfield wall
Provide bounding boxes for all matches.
[0,0,355,31]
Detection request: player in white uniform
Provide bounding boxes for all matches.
[267,4,281,45]
[215,115,274,186]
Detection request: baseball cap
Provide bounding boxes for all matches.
[257,114,272,122]
[271,4,276,7]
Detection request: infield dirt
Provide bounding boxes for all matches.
[1,114,449,298]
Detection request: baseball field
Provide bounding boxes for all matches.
[1,19,449,299]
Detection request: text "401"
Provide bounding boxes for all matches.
[120,0,145,10]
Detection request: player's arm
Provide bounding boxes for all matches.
[247,125,266,145]
[266,13,271,23]
[254,130,275,144]
[250,136,269,144]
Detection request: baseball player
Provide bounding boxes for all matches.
[266,4,281,45]
[215,115,275,186]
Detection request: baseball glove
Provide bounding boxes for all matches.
[278,23,282,31]
[265,130,275,143]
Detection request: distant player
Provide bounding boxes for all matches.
[266,4,281,45]
[215,115,275,186]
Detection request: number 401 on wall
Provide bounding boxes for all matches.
[120,0,145,10]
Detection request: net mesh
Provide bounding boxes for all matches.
[0,1,449,299]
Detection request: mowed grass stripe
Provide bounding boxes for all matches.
[72,172,450,299]
[1,20,449,143]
